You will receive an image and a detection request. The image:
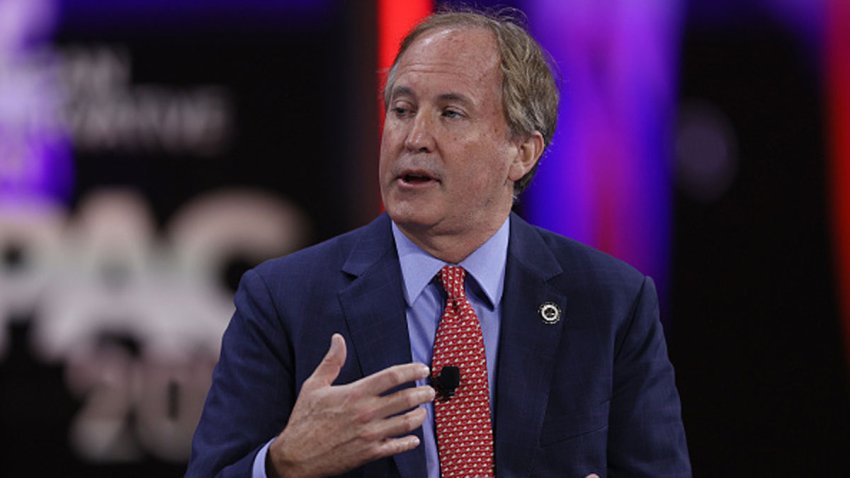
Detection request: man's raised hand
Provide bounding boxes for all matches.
[266,333,435,478]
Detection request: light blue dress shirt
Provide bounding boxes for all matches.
[252,217,509,478]
[393,218,508,478]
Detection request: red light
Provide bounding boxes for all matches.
[827,0,850,371]
[377,0,432,123]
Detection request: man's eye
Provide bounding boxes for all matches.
[392,106,412,117]
[442,109,463,119]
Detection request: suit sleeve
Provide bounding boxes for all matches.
[186,269,295,478]
[607,276,691,477]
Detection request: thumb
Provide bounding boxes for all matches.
[306,333,347,389]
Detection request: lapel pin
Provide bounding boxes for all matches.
[538,302,561,325]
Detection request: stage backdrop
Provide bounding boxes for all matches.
[0,1,378,476]
[1,1,849,477]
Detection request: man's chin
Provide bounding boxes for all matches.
[385,204,439,232]
[387,213,433,230]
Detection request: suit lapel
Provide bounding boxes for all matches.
[336,213,566,477]
[337,214,426,478]
[495,213,567,477]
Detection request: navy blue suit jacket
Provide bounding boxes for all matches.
[187,213,690,477]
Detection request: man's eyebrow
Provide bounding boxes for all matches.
[389,87,473,107]
[389,86,415,100]
[437,92,474,106]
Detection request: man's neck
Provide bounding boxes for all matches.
[394,214,510,264]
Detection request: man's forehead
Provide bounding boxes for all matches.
[413,26,491,48]
[399,26,499,71]
[391,26,501,99]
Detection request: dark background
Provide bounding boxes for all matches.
[0,0,848,476]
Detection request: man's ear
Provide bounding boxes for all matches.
[509,131,545,182]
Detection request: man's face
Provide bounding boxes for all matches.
[379,27,531,246]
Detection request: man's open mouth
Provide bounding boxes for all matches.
[402,174,433,184]
[400,172,438,185]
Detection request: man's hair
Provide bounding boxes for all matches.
[384,7,560,194]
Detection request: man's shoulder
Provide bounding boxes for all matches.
[250,213,391,282]
[539,225,641,272]
[512,214,646,287]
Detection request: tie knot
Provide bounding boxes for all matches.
[439,265,466,301]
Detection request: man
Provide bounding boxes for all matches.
[187,9,690,478]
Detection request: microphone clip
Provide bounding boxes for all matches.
[431,366,460,400]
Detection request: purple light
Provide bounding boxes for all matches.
[55,0,336,30]
[524,0,683,314]
[0,0,73,204]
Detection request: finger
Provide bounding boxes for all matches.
[306,333,347,389]
[372,385,435,419]
[368,435,421,462]
[368,406,429,442]
[356,362,430,395]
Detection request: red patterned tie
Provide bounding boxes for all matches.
[432,265,495,478]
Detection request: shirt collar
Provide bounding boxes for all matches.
[391,217,510,309]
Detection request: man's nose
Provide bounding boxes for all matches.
[403,112,435,153]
